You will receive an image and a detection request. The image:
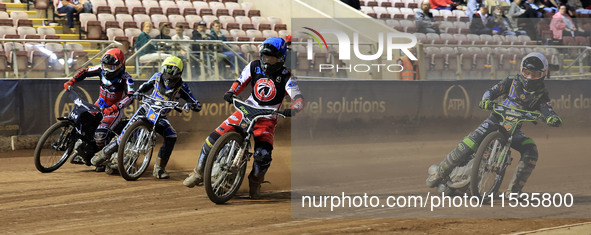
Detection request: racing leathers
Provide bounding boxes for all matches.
[190,59,304,191]
[93,73,201,173]
[428,75,561,194]
[66,65,134,150]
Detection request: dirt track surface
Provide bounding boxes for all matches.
[1,129,590,234]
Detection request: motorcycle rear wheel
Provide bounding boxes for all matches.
[34,121,75,173]
[117,120,154,181]
[204,132,247,204]
[470,131,508,198]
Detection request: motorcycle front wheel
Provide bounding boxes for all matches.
[470,131,508,198]
[117,120,154,181]
[34,120,76,173]
[204,132,247,204]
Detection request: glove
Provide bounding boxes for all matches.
[132,92,143,100]
[63,78,75,90]
[224,92,234,104]
[280,108,295,117]
[183,102,202,112]
[546,115,562,127]
[479,99,493,110]
[103,105,118,116]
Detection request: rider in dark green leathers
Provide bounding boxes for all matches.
[426,52,562,194]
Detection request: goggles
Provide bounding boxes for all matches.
[102,63,120,73]
[521,67,545,80]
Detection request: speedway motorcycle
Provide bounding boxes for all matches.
[203,97,286,204]
[34,88,126,172]
[116,94,185,181]
[432,103,544,196]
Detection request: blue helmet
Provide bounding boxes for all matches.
[259,37,287,74]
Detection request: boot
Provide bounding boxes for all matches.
[91,141,118,166]
[153,164,169,179]
[183,171,203,188]
[248,171,262,199]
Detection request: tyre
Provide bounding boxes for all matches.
[470,131,508,197]
[204,132,247,204]
[117,120,154,181]
[34,121,75,173]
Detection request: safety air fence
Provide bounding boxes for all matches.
[1,79,590,136]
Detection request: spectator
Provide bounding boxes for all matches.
[567,0,591,14]
[395,47,419,80]
[523,0,544,18]
[430,0,456,10]
[507,0,525,28]
[415,0,441,34]
[541,0,559,13]
[155,23,172,40]
[492,6,527,35]
[171,24,191,57]
[56,0,87,31]
[466,0,482,20]
[470,5,496,35]
[135,22,157,58]
[550,5,588,41]
[209,20,245,77]
[191,21,212,51]
[135,21,172,64]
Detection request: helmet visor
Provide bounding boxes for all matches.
[521,67,545,80]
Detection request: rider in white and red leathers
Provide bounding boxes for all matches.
[183,37,305,199]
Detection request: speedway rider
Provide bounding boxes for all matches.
[91,56,202,179]
[183,37,305,199]
[426,52,562,195]
[63,48,134,168]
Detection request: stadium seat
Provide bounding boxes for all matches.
[193,1,213,16]
[37,27,60,39]
[116,14,135,29]
[202,15,219,27]
[10,11,28,27]
[143,0,163,15]
[400,8,414,20]
[92,0,111,14]
[17,26,38,39]
[440,9,453,21]
[230,29,248,41]
[65,43,88,70]
[98,13,118,31]
[185,15,203,29]
[160,0,181,16]
[400,20,416,33]
[246,29,264,41]
[425,32,440,44]
[151,14,170,28]
[225,2,244,17]
[107,28,130,53]
[177,1,197,16]
[169,15,187,28]
[125,0,146,15]
[4,42,28,71]
[109,0,129,15]
[262,30,278,38]
[251,16,271,31]
[24,43,47,71]
[125,28,142,48]
[439,33,456,44]
[209,2,229,16]
[134,14,152,29]
[373,6,391,19]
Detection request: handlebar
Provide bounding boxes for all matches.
[231,95,287,118]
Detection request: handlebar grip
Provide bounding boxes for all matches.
[174,107,183,113]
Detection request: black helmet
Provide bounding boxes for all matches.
[100,48,125,85]
[519,52,548,92]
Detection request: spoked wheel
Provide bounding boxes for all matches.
[204,132,247,204]
[470,131,508,198]
[34,121,76,173]
[117,120,154,181]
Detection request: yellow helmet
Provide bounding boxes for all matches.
[161,56,183,88]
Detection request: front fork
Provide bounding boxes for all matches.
[230,134,251,170]
[488,136,513,172]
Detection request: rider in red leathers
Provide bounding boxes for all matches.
[63,48,134,168]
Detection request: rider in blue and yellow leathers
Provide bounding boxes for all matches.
[91,56,202,179]
[426,52,562,194]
